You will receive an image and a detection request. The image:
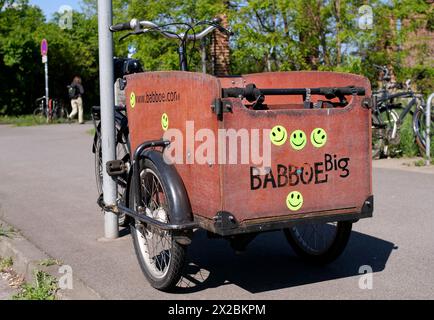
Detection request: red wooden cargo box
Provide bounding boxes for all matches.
[124,71,373,236]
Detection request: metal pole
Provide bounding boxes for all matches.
[97,0,118,239]
[426,93,433,166]
[201,39,206,74]
[44,59,49,122]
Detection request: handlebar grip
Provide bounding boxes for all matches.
[218,26,234,36]
[319,87,365,96]
[343,87,365,96]
[110,22,132,32]
[211,17,233,36]
[212,17,222,24]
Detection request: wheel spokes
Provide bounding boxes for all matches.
[137,168,172,278]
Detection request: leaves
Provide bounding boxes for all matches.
[0,0,432,115]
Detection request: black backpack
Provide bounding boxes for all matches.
[67,85,78,99]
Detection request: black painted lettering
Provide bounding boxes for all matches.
[250,167,262,190]
[338,158,350,178]
[300,165,313,184]
[277,165,288,187]
[263,169,277,189]
[314,162,328,184]
[325,153,333,171]
[288,165,299,186]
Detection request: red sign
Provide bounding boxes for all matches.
[40,39,48,56]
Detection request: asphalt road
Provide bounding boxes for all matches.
[0,123,433,299]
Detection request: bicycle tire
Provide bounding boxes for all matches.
[129,158,186,291]
[283,221,352,265]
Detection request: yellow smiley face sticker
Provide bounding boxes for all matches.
[130,92,136,109]
[311,128,327,148]
[286,191,303,211]
[270,125,287,146]
[161,113,169,131]
[290,130,307,150]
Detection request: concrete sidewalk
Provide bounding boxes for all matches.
[0,124,434,299]
[373,157,434,174]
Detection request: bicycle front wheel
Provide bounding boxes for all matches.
[130,158,186,291]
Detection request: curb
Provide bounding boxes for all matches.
[0,219,103,300]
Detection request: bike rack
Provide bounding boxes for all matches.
[426,93,434,166]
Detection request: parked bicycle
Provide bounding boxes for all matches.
[109,18,370,291]
[33,96,68,120]
[371,65,429,158]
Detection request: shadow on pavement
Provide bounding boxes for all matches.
[174,229,396,294]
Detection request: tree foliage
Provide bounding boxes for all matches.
[0,0,432,115]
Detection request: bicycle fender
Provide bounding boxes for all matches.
[141,150,194,226]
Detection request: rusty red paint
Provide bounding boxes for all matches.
[125,71,372,224]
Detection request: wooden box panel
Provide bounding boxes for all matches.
[125,71,372,224]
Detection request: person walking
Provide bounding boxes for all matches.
[67,76,85,124]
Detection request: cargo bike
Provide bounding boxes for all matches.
[105,18,374,291]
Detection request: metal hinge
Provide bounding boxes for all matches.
[211,99,233,121]
[213,211,238,231]
[362,97,373,109]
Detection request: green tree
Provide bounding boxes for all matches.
[1,0,432,115]
[0,0,45,114]
[0,0,100,115]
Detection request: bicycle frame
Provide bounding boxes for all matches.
[91,105,129,153]
[373,90,419,127]
[104,18,375,291]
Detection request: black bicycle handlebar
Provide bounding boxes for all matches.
[110,22,133,32]
[110,17,232,40]
[210,17,233,36]
[223,84,365,102]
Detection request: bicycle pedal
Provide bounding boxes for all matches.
[106,160,127,176]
